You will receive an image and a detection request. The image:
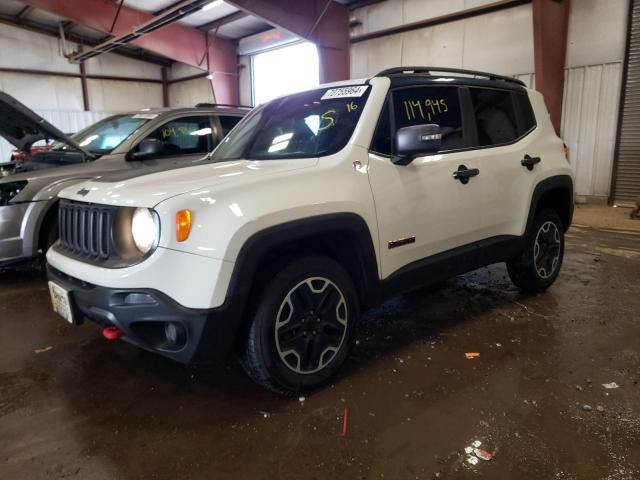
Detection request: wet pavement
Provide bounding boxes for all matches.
[1,224,639,480]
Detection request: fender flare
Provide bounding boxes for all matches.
[525,175,574,235]
[224,213,380,310]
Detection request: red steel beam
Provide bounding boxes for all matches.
[225,0,350,83]
[532,0,570,134]
[20,0,239,104]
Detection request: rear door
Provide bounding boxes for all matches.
[367,84,485,279]
[466,87,539,238]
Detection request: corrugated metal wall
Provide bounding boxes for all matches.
[563,63,623,201]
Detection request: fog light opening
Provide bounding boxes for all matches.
[164,322,187,347]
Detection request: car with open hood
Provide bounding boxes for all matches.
[0,91,248,267]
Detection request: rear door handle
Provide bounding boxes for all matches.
[453,164,479,184]
[521,154,541,171]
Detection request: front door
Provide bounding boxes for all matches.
[367,84,485,279]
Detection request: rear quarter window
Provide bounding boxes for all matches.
[470,88,537,147]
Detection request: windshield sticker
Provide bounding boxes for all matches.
[321,86,368,100]
[132,113,159,120]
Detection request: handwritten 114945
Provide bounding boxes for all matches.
[403,98,448,121]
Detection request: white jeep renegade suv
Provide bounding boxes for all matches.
[46,67,574,394]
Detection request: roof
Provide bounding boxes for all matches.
[112,105,252,117]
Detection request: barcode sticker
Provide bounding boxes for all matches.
[321,86,368,100]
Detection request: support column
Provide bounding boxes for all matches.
[532,0,571,134]
[161,67,170,107]
[79,62,89,111]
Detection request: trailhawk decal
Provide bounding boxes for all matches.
[321,86,369,100]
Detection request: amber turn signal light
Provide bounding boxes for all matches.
[176,209,192,242]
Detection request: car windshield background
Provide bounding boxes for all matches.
[53,115,151,155]
[211,86,371,161]
[142,116,213,156]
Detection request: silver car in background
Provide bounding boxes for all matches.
[0,91,248,268]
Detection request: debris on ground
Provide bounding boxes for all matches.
[602,382,620,389]
[474,449,493,461]
[34,346,53,354]
[298,396,306,403]
[341,407,349,437]
[260,411,271,418]
[463,440,493,466]
[583,404,593,411]
[465,352,480,360]
[596,405,605,413]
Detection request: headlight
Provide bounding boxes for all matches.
[131,207,157,254]
[0,180,27,206]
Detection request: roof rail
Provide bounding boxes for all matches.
[195,102,253,109]
[375,66,526,87]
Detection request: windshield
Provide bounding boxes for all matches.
[52,114,153,155]
[211,85,371,161]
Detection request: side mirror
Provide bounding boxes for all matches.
[393,124,442,166]
[128,138,164,161]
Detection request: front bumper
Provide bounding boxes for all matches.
[47,265,242,365]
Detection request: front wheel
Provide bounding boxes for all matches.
[507,209,565,293]
[240,256,359,395]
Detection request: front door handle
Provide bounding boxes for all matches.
[521,154,541,171]
[453,164,480,184]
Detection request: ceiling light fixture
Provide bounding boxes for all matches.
[202,0,224,11]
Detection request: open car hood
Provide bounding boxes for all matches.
[0,90,94,158]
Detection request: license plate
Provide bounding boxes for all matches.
[48,281,74,324]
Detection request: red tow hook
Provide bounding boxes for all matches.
[103,326,124,340]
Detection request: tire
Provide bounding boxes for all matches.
[240,256,359,395]
[507,208,565,293]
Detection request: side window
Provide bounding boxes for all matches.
[143,116,213,156]
[392,86,465,151]
[470,88,519,146]
[219,115,243,137]
[370,99,392,156]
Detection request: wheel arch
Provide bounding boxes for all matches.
[225,213,380,321]
[526,175,574,234]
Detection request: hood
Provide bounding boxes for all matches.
[59,158,318,208]
[0,90,95,158]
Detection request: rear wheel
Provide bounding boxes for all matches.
[240,256,359,394]
[507,209,564,293]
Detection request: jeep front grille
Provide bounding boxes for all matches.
[58,201,115,260]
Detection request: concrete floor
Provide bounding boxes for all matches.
[1,207,639,479]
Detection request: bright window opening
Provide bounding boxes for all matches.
[252,42,320,106]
